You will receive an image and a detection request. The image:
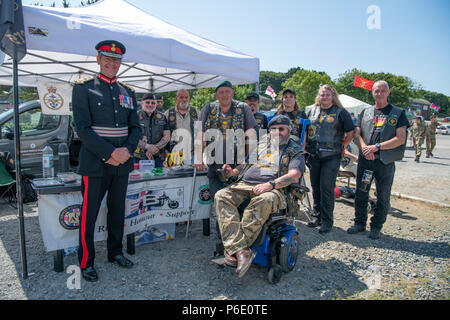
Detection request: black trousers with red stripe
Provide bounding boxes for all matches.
[78,175,129,269]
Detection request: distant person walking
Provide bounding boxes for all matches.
[411,116,426,162]
[425,115,440,158]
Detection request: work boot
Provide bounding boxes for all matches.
[235,249,256,278]
[368,228,381,240]
[414,156,420,163]
[347,224,366,234]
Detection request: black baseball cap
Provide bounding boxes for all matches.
[282,88,296,96]
[142,93,156,100]
[246,92,259,100]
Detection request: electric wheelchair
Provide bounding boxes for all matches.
[213,177,314,284]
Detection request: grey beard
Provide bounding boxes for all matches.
[179,103,190,110]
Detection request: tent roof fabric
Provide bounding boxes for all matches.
[305,94,371,115]
[0,0,259,93]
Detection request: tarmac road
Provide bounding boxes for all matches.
[394,134,450,205]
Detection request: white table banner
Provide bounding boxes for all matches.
[38,176,211,252]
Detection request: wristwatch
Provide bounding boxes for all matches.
[269,180,276,189]
[375,143,381,150]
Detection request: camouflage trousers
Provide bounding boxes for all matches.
[214,181,286,256]
[426,134,436,156]
[413,137,424,157]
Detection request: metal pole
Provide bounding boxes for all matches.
[185,166,197,238]
[13,58,28,279]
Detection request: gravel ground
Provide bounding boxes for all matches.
[1,135,449,300]
[0,194,449,300]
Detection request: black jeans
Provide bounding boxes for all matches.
[354,155,395,231]
[308,153,341,228]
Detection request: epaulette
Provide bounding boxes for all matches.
[117,81,135,92]
[74,76,94,85]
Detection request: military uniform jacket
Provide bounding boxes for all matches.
[72,75,141,177]
[411,122,426,139]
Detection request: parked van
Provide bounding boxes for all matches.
[0,100,81,177]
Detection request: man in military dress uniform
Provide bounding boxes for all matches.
[164,89,199,159]
[72,40,141,282]
[134,93,170,167]
[214,115,305,277]
[411,116,426,162]
[425,115,440,158]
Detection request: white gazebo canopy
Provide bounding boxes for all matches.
[0,0,260,93]
[305,94,371,116]
[337,94,371,116]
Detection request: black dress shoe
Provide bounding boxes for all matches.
[108,254,134,268]
[81,266,98,282]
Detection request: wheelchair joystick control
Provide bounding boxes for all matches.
[216,169,228,183]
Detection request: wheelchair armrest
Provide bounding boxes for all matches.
[289,183,310,193]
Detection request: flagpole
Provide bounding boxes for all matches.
[13,56,28,279]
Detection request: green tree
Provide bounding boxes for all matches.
[282,69,333,108]
[190,88,216,110]
[259,71,286,97]
[412,89,449,116]
[335,69,416,109]
[189,84,255,111]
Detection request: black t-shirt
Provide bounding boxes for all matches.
[357,104,410,146]
[242,144,305,184]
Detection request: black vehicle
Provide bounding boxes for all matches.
[0,100,81,177]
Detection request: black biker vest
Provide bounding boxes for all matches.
[306,105,344,158]
[360,105,406,165]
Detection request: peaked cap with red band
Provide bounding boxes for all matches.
[95,40,126,59]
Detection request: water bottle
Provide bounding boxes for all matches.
[129,163,141,181]
[58,142,70,173]
[42,144,54,178]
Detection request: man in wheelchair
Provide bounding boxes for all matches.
[214,115,305,278]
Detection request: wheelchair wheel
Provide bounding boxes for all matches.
[267,264,282,284]
[279,233,299,273]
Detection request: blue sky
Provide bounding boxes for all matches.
[23,0,450,96]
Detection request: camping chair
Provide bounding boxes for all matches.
[0,159,16,207]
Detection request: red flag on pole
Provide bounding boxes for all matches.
[354,75,375,91]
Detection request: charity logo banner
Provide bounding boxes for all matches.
[37,176,211,252]
[37,81,73,115]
